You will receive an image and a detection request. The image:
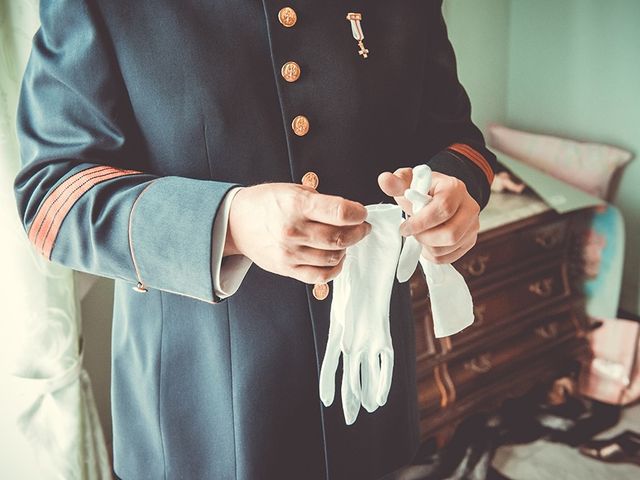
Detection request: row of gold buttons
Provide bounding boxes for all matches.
[302,173,327,302]
[278,7,309,138]
[278,7,327,301]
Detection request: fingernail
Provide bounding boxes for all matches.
[399,223,410,236]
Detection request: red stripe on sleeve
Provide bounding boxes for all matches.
[448,143,494,185]
[28,166,141,259]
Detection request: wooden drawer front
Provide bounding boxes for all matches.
[451,263,570,346]
[447,312,578,401]
[414,308,437,359]
[410,270,437,359]
[455,219,568,281]
[418,333,590,439]
[417,370,446,416]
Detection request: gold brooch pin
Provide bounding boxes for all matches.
[346,12,369,59]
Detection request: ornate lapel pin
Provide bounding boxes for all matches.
[346,12,369,59]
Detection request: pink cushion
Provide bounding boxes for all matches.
[488,124,632,199]
[579,318,640,405]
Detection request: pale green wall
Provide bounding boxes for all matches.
[444,0,511,133]
[446,0,640,315]
[506,0,640,314]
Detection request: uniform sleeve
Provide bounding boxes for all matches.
[211,188,253,299]
[418,0,497,209]
[14,0,238,304]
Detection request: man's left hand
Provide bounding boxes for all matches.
[378,168,480,264]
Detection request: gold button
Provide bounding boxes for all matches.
[278,7,297,27]
[301,171,319,190]
[292,115,310,136]
[313,283,330,301]
[281,61,301,82]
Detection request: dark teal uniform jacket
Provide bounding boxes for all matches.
[14,0,497,478]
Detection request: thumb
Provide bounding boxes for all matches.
[378,168,413,197]
[378,167,413,214]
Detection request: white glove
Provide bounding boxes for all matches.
[319,204,404,425]
[396,165,432,283]
[397,165,475,338]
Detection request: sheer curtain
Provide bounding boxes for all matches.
[0,1,111,478]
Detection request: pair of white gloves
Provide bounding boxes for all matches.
[319,165,475,425]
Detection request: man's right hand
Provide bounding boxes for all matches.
[224,183,371,284]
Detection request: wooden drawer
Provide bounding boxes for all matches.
[416,370,447,416]
[454,218,569,282]
[413,288,438,359]
[414,309,437,359]
[446,262,571,347]
[446,312,580,402]
[411,261,572,356]
[418,334,591,439]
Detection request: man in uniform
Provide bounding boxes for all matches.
[14,0,496,478]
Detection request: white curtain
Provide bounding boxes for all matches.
[0,1,112,478]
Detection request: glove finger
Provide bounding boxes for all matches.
[341,355,360,425]
[319,323,343,407]
[423,261,475,338]
[397,236,421,283]
[404,188,427,211]
[411,164,432,195]
[348,352,362,403]
[361,354,379,413]
[377,349,394,407]
[421,257,445,285]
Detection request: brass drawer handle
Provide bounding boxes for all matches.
[461,254,490,277]
[535,322,559,339]
[535,231,562,249]
[529,277,554,297]
[473,304,487,325]
[464,353,492,374]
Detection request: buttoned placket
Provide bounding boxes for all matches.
[264,4,332,478]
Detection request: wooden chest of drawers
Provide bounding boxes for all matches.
[410,192,593,440]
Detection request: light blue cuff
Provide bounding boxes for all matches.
[211,187,253,299]
[129,176,238,303]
